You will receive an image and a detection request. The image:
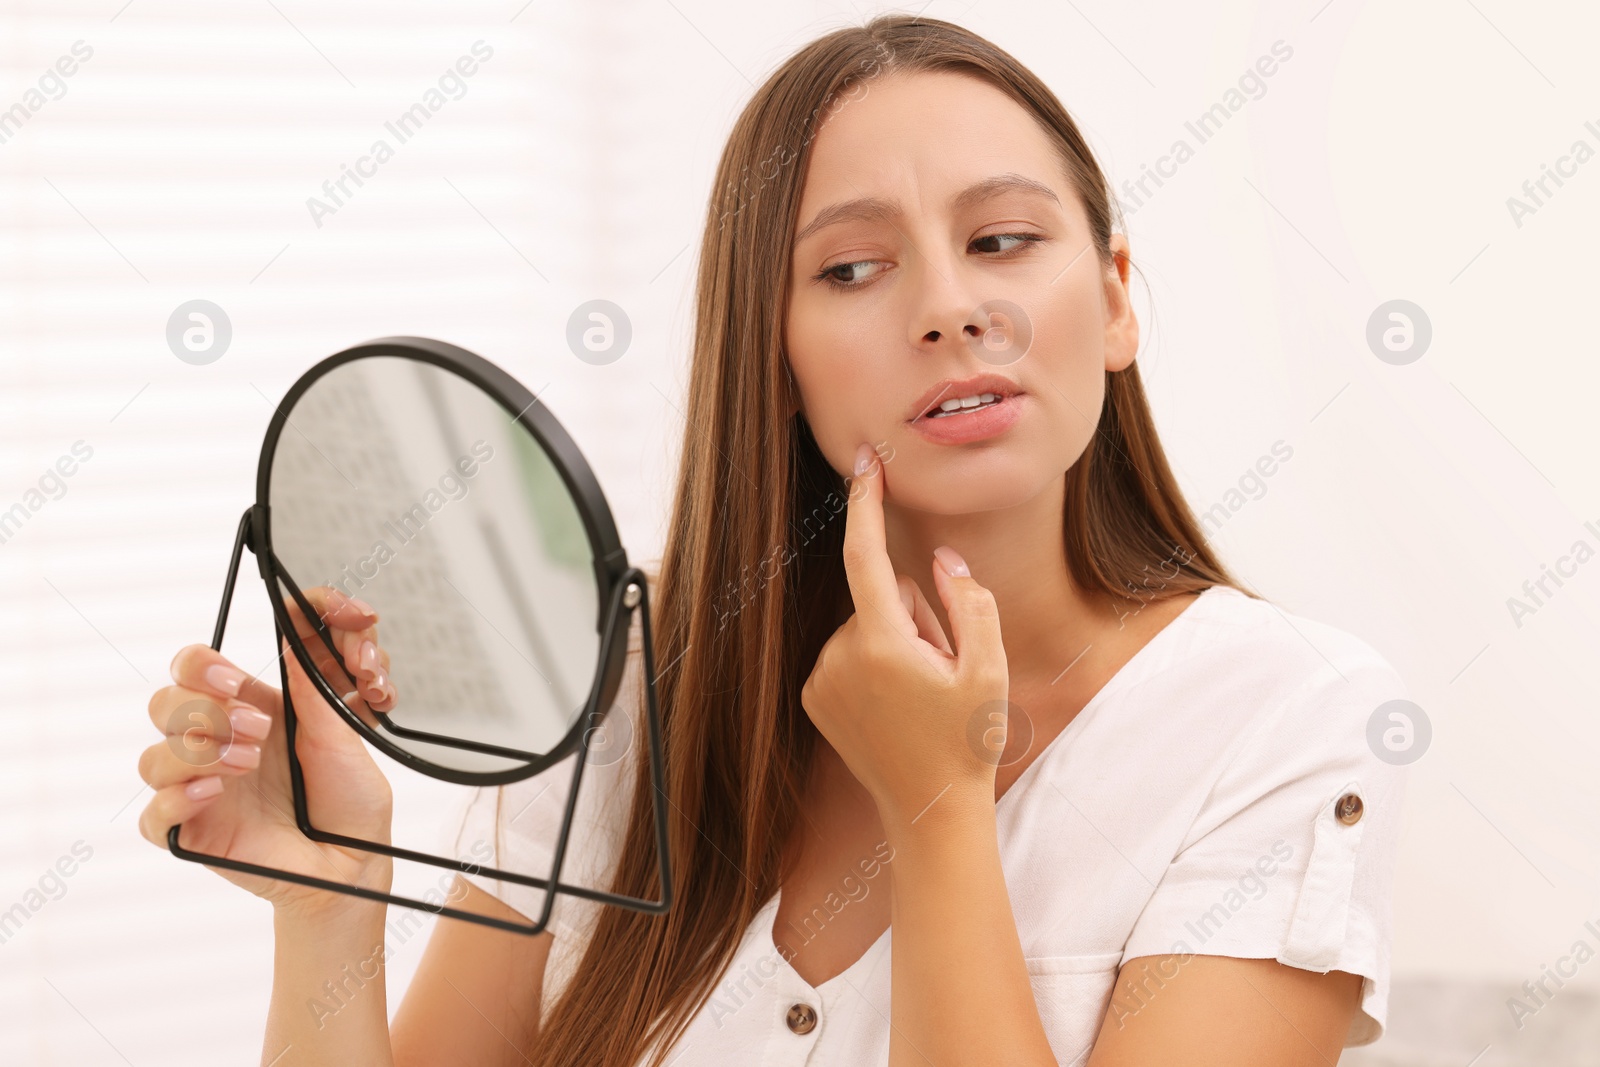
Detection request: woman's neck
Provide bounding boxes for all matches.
[881,472,1112,688]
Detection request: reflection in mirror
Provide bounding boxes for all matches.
[266,356,600,776]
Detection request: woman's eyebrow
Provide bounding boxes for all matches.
[794,173,1060,245]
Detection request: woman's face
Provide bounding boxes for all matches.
[785,69,1138,515]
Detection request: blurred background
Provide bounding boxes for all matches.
[1,0,1596,1063]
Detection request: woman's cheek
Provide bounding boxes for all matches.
[799,365,856,456]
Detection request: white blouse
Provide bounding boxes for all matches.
[449,584,1411,1065]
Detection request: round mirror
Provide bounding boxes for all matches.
[259,340,630,783]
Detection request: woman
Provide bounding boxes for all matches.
[137,14,1410,1066]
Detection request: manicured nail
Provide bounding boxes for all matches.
[853,443,874,477]
[361,668,388,704]
[348,596,379,621]
[358,639,379,676]
[219,742,261,769]
[933,545,969,578]
[227,702,272,741]
[205,663,247,697]
[185,775,225,801]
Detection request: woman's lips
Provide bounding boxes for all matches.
[907,393,1024,445]
[905,374,1024,422]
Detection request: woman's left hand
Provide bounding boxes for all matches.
[800,443,1010,832]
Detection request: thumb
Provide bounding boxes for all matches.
[930,546,1006,672]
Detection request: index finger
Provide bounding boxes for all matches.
[842,443,909,631]
[280,585,389,689]
[280,585,376,655]
[167,643,279,713]
[292,585,379,632]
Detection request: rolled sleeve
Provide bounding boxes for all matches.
[1118,650,1413,1047]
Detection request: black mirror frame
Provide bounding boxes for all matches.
[164,336,673,936]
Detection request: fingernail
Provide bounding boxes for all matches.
[358,639,379,675]
[853,443,874,476]
[185,776,225,801]
[362,668,388,703]
[348,596,379,621]
[934,545,969,578]
[219,742,261,769]
[227,701,272,741]
[205,663,247,697]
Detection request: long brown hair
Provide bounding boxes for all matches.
[530,14,1252,1064]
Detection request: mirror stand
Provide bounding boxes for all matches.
[166,505,675,936]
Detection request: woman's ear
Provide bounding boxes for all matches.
[1103,233,1139,374]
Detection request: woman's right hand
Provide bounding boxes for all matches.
[137,586,400,919]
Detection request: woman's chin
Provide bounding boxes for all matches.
[882,476,1042,517]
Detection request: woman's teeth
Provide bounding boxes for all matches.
[927,392,1002,418]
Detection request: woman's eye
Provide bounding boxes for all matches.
[814,233,1042,291]
[816,259,881,288]
[972,232,1041,254]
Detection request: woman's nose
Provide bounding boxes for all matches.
[904,253,990,348]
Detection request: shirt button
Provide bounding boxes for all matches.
[1335,792,1364,825]
[785,1002,817,1035]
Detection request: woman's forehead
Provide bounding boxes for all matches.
[796,71,1065,218]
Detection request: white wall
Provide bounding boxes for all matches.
[1,0,1595,1063]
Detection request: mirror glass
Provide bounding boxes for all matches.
[265,355,600,776]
